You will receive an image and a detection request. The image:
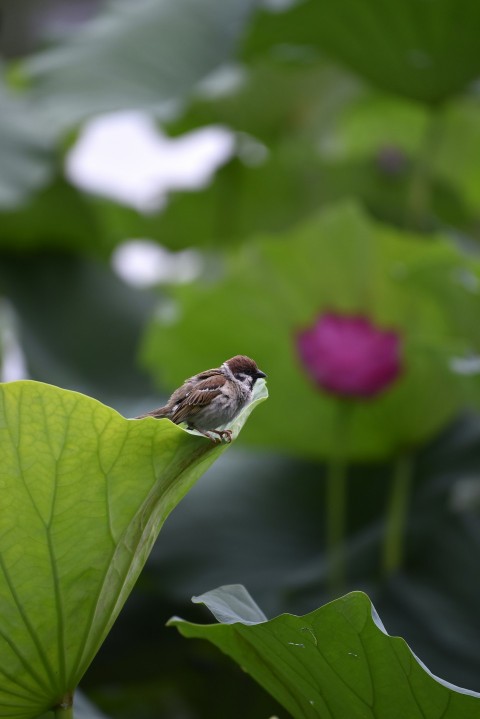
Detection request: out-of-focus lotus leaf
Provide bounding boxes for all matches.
[244,0,480,104]
[142,201,480,460]
[24,0,258,133]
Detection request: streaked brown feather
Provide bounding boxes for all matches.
[169,373,225,424]
[136,356,266,437]
[184,375,226,403]
[170,401,204,425]
[190,368,223,381]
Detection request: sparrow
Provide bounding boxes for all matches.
[138,355,267,443]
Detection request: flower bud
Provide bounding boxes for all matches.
[296,312,402,398]
[376,145,408,176]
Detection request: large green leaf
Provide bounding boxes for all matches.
[142,201,480,460]
[24,0,258,133]
[244,0,480,104]
[0,380,266,718]
[171,585,480,718]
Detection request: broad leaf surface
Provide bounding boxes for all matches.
[142,202,480,460]
[171,586,480,719]
[24,0,257,133]
[0,380,266,718]
[244,0,480,103]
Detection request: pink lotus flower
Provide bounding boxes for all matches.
[296,312,402,398]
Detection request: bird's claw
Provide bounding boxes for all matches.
[208,429,233,444]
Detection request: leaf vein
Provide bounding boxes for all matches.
[0,551,57,691]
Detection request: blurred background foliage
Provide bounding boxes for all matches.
[2,0,480,716]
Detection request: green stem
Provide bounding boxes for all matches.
[54,694,74,719]
[326,401,351,596]
[382,453,414,576]
[405,108,444,231]
[54,707,73,719]
[326,452,347,594]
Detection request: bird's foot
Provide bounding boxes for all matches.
[205,429,233,444]
[192,428,233,444]
[218,429,233,443]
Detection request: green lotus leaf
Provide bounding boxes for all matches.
[170,585,480,719]
[0,380,266,718]
[244,0,480,104]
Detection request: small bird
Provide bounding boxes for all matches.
[138,355,267,443]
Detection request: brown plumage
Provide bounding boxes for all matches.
[138,355,266,443]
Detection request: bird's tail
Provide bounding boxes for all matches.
[136,406,168,419]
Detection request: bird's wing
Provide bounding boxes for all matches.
[170,374,226,424]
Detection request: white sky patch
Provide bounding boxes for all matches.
[65,111,235,213]
[112,240,203,288]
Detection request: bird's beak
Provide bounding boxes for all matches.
[256,369,267,379]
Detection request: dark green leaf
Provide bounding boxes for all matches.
[244,0,480,103]
[171,586,480,719]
